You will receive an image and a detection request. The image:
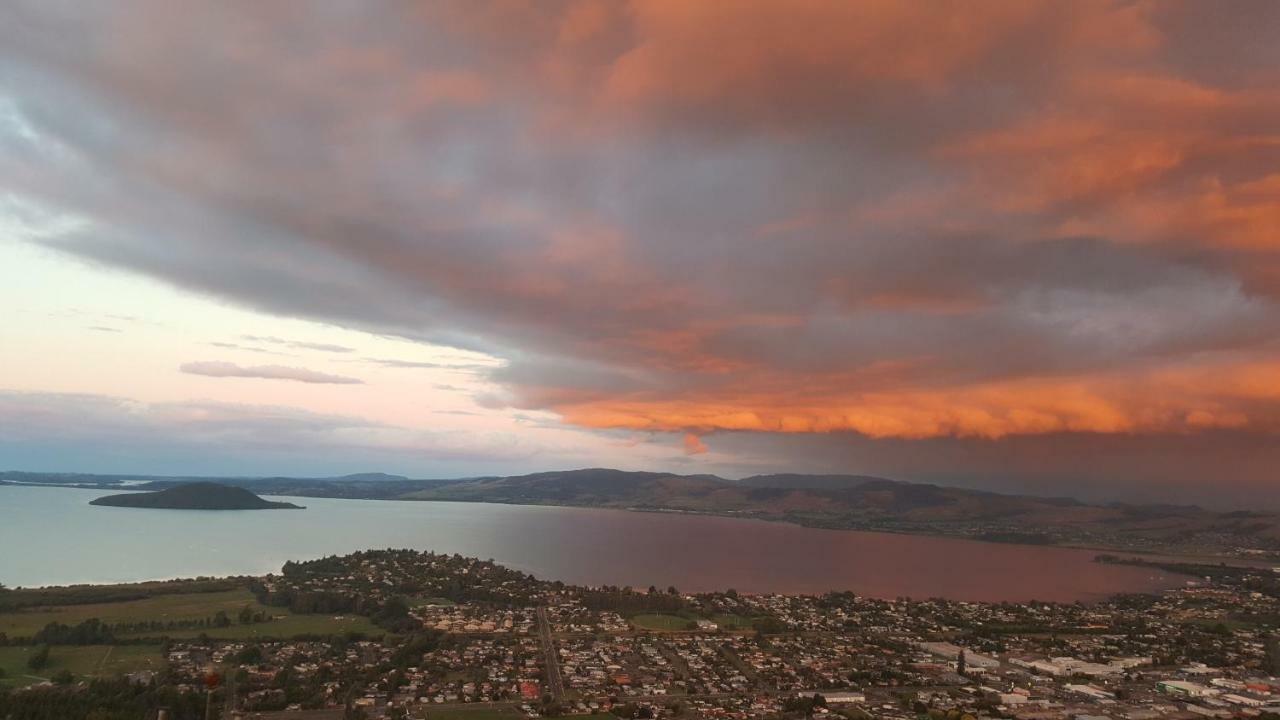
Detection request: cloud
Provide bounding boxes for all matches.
[0,390,552,476]
[207,341,292,356]
[365,357,488,371]
[180,361,364,385]
[2,1,1280,492]
[240,335,355,353]
[683,433,707,456]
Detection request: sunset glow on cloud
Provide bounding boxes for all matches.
[2,1,1279,504]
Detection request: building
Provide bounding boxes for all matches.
[1157,680,1215,698]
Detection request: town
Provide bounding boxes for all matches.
[5,549,1280,720]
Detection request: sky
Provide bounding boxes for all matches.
[1,1,1279,508]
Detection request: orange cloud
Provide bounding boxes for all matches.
[683,433,708,455]
[551,357,1280,440]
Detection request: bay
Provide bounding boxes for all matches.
[0,484,1176,602]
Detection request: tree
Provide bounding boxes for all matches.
[235,644,264,665]
[28,643,51,670]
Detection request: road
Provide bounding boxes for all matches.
[536,607,565,701]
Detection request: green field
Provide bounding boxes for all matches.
[629,614,695,631]
[0,588,379,640]
[0,644,166,688]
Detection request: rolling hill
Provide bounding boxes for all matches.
[401,469,1280,553]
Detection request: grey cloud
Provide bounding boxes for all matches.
[180,361,364,385]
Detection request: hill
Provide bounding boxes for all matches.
[400,468,730,506]
[738,473,895,490]
[401,468,1280,554]
[89,482,304,510]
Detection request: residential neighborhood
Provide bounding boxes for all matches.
[45,549,1275,720]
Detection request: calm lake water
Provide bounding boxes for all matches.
[0,484,1177,602]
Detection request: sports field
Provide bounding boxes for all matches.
[628,613,695,631]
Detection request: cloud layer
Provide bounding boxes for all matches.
[2,1,1280,492]
[0,390,548,477]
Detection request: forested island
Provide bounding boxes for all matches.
[89,482,303,511]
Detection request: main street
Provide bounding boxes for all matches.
[536,606,565,701]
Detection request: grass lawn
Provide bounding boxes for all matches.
[629,614,695,632]
[0,588,379,640]
[422,705,526,720]
[0,644,165,688]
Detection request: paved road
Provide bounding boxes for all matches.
[536,607,565,701]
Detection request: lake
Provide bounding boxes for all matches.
[0,484,1178,602]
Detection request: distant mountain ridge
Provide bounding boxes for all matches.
[89,482,304,510]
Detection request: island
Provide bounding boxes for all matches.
[89,481,304,510]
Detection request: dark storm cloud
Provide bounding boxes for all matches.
[709,429,1280,511]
